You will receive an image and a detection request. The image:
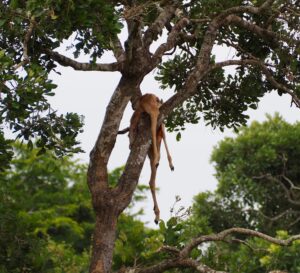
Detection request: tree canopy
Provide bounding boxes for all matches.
[1,0,300,272]
[189,115,300,272]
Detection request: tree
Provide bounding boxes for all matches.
[188,115,300,272]
[210,114,300,235]
[0,143,153,272]
[1,0,300,272]
[0,143,91,272]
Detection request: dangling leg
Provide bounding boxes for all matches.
[161,124,174,171]
[149,151,160,224]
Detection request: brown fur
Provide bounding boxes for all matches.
[126,93,174,224]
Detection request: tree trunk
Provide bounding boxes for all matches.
[89,206,119,273]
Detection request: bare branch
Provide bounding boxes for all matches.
[282,175,300,191]
[110,37,125,62]
[120,227,300,273]
[289,216,300,228]
[254,173,300,207]
[181,227,300,258]
[143,4,177,49]
[43,49,122,72]
[152,17,190,65]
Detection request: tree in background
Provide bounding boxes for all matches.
[189,115,300,272]
[1,144,159,273]
[210,114,300,235]
[1,0,300,272]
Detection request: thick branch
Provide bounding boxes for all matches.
[124,17,143,63]
[152,17,190,65]
[43,49,122,71]
[181,227,300,258]
[88,76,139,198]
[143,4,177,49]
[115,114,152,212]
[159,0,278,120]
[111,37,125,62]
[120,227,300,273]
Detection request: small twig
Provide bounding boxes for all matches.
[156,245,180,256]
[281,175,300,191]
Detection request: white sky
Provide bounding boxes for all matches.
[47,41,300,227]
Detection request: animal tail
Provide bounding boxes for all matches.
[118,127,130,134]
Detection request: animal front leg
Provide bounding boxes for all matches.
[161,124,174,171]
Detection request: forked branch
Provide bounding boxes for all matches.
[119,227,300,273]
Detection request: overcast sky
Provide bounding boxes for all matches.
[48,41,300,227]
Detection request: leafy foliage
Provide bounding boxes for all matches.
[209,114,300,234]
[0,0,123,163]
[188,115,300,272]
[0,143,151,272]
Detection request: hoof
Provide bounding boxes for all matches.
[171,166,174,171]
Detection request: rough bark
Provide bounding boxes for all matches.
[89,208,119,273]
[87,75,145,273]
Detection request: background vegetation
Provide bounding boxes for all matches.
[1,115,300,272]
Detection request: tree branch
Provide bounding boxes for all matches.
[253,173,300,207]
[119,227,300,273]
[143,4,177,49]
[224,14,299,47]
[259,208,300,223]
[88,76,137,198]
[111,37,126,62]
[215,0,275,20]
[151,17,190,65]
[180,227,300,258]
[159,0,278,120]
[13,17,36,70]
[210,59,300,108]
[43,49,122,72]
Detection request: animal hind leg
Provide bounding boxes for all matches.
[149,152,160,224]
